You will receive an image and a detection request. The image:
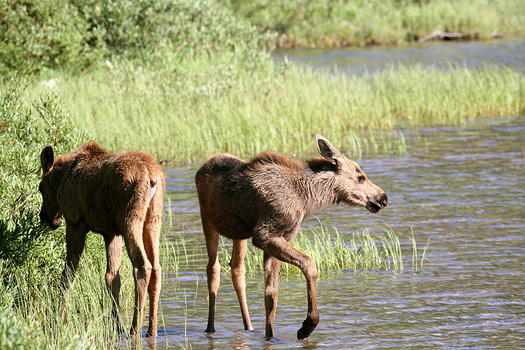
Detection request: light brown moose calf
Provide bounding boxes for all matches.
[38,142,165,337]
[196,135,388,340]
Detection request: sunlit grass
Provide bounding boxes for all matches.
[0,235,134,349]
[218,222,428,276]
[224,0,525,48]
[25,63,523,163]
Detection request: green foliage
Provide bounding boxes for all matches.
[0,304,39,350]
[0,76,105,349]
[220,0,525,47]
[0,75,90,274]
[0,0,92,75]
[0,0,274,75]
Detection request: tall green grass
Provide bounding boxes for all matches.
[26,63,524,163]
[0,236,135,349]
[222,0,525,48]
[218,223,428,276]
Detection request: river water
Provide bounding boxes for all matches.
[273,37,525,74]
[128,40,525,349]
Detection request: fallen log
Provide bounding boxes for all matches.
[419,25,464,42]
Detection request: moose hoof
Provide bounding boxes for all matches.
[296,316,319,340]
[145,330,157,337]
[205,326,216,333]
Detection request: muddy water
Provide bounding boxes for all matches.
[129,118,525,349]
[272,37,525,74]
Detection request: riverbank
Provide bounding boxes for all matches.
[223,0,525,48]
[26,63,524,163]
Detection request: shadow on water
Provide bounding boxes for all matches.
[272,37,525,74]
[131,117,525,349]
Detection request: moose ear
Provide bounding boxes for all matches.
[40,145,55,173]
[316,134,343,165]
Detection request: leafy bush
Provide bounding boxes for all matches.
[0,0,92,74]
[0,75,90,276]
[0,0,274,75]
[0,77,137,349]
[0,304,39,350]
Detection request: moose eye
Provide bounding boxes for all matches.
[357,175,366,184]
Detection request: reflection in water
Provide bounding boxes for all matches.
[137,118,524,349]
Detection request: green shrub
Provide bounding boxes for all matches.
[0,0,273,75]
[0,75,90,275]
[0,304,39,350]
[0,76,108,348]
[0,0,92,75]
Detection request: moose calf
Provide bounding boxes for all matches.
[195,135,387,339]
[38,142,165,337]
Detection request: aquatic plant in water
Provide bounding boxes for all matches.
[218,222,428,276]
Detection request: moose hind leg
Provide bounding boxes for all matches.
[143,206,162,337]
[203,219,220,333]
[263,253,282,338]
[253,235,319,340]
[231,239,253,330]
[104,234,123,334]
[124,220,152,338]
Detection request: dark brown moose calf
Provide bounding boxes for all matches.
[38,142,165,337]
[195,135,388,340]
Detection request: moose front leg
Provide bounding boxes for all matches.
[60,224,88,323]
[253,235,319,340]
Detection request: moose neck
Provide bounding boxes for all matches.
[299,159,340,216]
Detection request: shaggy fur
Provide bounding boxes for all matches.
[195,135,388,339]
[39,142,165,337]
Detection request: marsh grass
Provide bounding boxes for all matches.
[223,0,525,48]
[0,229,189,349]
[0,235,132,349]
[26,63,523,163]
[218,223,428,277]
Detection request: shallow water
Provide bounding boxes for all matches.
[272,37,525,74]
[125,118,525,349]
